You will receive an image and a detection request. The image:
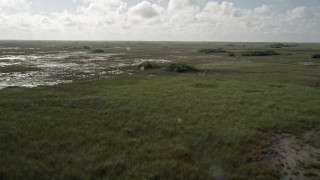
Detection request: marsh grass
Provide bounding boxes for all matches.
[91,49,105,53]
[0,65,41,73]
[199,48,227,53]
[1,66,319,179]
[166,63,200,73]
[138,61,161,70]
[0,41,320,179]
[242,50,280,56]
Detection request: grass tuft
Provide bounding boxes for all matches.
[91,49,104,53]
[166,63,200,73]
[199,48,227,53]
[138,61,161,70]
[242,50,280,56]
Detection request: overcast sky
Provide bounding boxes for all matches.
[0,0,319,42]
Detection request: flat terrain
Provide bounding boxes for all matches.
[0,41,319,179]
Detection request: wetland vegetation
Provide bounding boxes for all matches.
[0,41,319,179]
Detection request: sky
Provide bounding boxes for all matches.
[0,0,320,42]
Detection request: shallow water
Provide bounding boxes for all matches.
[0,49,171,89]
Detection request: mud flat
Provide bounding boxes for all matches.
[0,50,171,89]
[268,131,320,180]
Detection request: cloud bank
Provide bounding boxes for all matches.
[0,0,319,42]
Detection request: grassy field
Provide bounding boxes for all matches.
[0,41,320,179]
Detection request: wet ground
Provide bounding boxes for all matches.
[0,46,170,89]
[269,131,320,180]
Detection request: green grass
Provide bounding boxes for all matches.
[0,65,41,73]
[199,48,227,53]
[166,63,200,73]
[270,43,298,48]
[0,41,320,179]
[91,49,105,53]
[242,50,280,56]
[1,63,319,179]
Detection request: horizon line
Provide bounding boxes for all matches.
[0,39,319,44]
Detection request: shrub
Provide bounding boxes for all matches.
[271,43,284,48]
[271,43,298,48]
[228,52,235,56]
[199,48,226,53]
[166,63,199,73]
[311,53,320,58]
[83,46,91,49]
[92,49,104,53]
[242,50,280,56]
[138,61,161,70]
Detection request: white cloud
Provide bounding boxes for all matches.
[168,0,199,14]
[0,0,32,11]
[286,6,306,21]
[76,0,122,14]
[117,2,128,14]
[0,0,319,42]
[129,1,165,19]
[254,4,270,14]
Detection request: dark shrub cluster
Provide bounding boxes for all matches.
[138,61,161,70]
[271,43,298,48]
[83,46,91,49]
[199,48,226,53]
[271,43,285,48]
[166,63,199,73]
[228,52,235,56]
[311,53,320,58]
[92,49,104,53]
[242,50,280,56]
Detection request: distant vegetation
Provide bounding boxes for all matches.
[91,49,104,53]
[0,65,41,73]
[199,48,227,53]
[311,53,320,58]
[228,52,235,56]
[166,63,199,73]
[138,62,199,73]
[83,46,91,49]
[242,50,280,56]
[138,62,161,70]
[271,43,298,48]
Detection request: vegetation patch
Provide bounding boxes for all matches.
[1,41,320,179]
[199,48,227,53]
[83,46,91,49]
[166,63,200,73]
[242,50,280,56]
[0,65,41,73]
[270,43,297,48]
[311,53,320,58]
[268,84,284,88]
[244,89,263,93]
[91,49,104,53]
[138,61,161,70]
[228,52,235,56]
[192,83,217,88]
